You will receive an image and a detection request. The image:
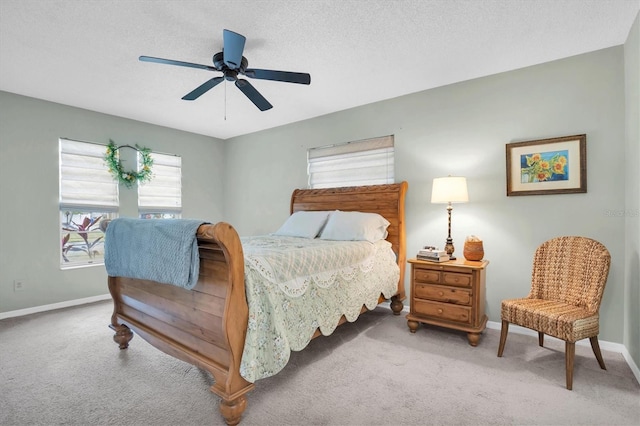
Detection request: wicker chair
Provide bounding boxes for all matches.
[497,236,611,390]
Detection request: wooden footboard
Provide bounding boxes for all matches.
[108,181,408,425]
[108,222,253,426]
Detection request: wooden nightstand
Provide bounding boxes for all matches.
[406,258,489,346]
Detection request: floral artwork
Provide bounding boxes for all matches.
[520,150,568,183]
[506,134,586,196]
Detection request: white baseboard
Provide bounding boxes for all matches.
[388,304,639,384]
[485,320,624,352]
[487,320,640,385]
[3,297,639,386]
[0,294,111,320]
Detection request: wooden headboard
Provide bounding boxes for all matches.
[290,181,408,300]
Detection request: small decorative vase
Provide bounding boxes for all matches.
[463,241,484,261]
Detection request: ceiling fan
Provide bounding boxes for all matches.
[139,29,311,111]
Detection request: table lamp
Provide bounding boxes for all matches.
[431,176,469,260]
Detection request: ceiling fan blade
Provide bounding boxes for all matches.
[223,29,246,70]
[244,68,311,85]
[139,56,218,72]
[235,79,273,111]
[182,77,224,101]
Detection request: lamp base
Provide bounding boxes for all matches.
[444,238,456,260]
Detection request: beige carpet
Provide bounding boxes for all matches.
[1,300,638,426]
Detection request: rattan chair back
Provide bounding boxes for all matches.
[529,236,611,314]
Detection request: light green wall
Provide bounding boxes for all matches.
[624,14,640,368]
[0,42,636,352]
[224,46,628,344]
[0,91,225,312]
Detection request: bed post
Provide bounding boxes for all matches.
[108,276,134,349]
[391,181,408,314]
[198,222,255,426]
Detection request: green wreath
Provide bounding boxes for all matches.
[104,140,154,188]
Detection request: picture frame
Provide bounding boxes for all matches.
[506,134,586,196]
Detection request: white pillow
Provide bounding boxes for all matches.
[319,210,390,243]
[273,211,330,238]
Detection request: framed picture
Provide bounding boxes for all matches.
[506,134,586,196]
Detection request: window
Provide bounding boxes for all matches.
[59,138,118,268]
[138,151,182,219]
[307,135,394,188]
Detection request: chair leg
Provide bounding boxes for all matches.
[589,336,607,370]
[497,320,509,357]
[538,332,544,347]
[565,341,575,390]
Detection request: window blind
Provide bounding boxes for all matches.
[59,138,118,211]
[138,151,182,214]
[308,135,394,188]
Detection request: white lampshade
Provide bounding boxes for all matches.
[431,176,469,204]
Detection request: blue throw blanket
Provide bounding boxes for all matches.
[105,218,206,290]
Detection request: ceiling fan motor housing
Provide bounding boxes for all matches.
[213,52,248,74]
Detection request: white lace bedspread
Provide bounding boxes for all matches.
[239,236,399,382]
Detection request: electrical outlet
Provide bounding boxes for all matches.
[13,279,25,292]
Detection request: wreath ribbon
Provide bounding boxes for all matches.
[104,140,153,188]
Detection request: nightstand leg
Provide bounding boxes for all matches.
[467,332,480,346]
[407,319,419,333]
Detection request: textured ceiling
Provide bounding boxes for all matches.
[0,0,638,140]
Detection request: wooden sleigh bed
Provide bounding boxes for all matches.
[107,181,408,425]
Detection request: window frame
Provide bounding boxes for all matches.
[307,135,395,189]
[137,150,182,219]
[59,138,119,269]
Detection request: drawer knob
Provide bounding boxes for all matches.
[437,309,443,314]
[439,291,444,296]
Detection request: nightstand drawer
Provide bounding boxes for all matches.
[442,272,471,288]
[414,299,471,324]
[414,284,471,305]
[414,268,472,288]
[414,269,440,283]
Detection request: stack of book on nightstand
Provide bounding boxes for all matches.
[417,246,450,262]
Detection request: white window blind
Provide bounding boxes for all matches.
[59,138,118,268]
[138,151,182,215]
[307,135,394,188]
[59,138,118,210]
